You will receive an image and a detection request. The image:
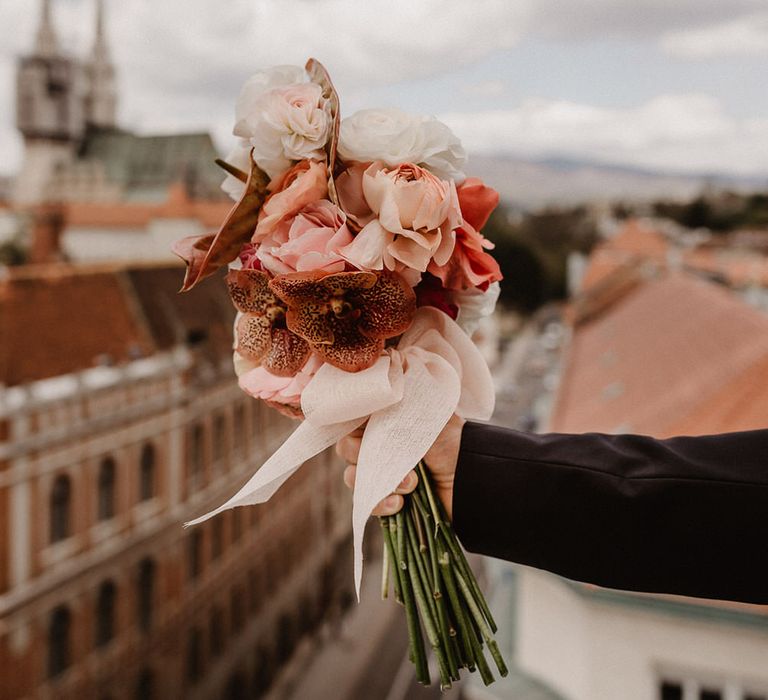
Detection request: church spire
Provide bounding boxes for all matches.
[86,0,117,128]
[35,0,58,56]
[92,0,109,62]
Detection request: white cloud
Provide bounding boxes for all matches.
[442,94,768,175]
[661,11,768,58]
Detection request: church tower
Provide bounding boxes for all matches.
[14,0,87,204]
[84,0,117,129]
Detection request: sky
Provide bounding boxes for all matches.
[1,0,768,177]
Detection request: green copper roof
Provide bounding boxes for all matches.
[78,127,228,201]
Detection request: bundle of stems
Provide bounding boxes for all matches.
[379,461,508,690]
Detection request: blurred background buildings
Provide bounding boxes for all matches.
[1,1,767,699]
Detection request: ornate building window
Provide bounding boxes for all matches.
[209,606,225,658]
[230,586,245,634]
[189,423,205,491]
[233,404,245,454]
[137,558,155,632]
[98,457,116,521]
[48,605,71,678]
[139,443,156,501]
[188,530,203,581]
[50,474,71,543]
[213,412,227,465]
[95,580,116,648]
[231,508,242,544]
[135,668,153,700]
[211,516,223,561]
[186,627,204,684]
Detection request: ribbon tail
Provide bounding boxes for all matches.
[185,416,363,527]
[351,357,461,598]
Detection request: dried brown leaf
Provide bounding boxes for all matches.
[177,153,269,291]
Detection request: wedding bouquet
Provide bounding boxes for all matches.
[175,59,506,689]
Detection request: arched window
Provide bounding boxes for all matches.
[98,457,116,521]
[188,530,203,581]
[233,404,245,454]
[231,508,242,544]
[48,605,71,678]
[209,606,225,657]
[252,646,273,696]
[248,569,261,615]
[139,443,155,501]
[189,424,205,491]
[137,558,155,632]
[230,586,245,634]
[186,627,204,684]
[95,580,116,648]
[213,412,227,464]
[211,516,223,561]
[276,614,295,664]
[50,475,71,543]
[135,668,153,700]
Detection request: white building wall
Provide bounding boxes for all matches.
[515,568,768,700]
[62,218,206,262]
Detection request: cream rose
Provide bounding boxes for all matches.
[340,162,462,282]
[233,65,331,180]
[338,108,466,182]
[220,140,252,201]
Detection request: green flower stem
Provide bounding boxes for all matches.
[432,490,498,633]
[406,541,453,690]
[410,502,428,553]
[404,508,439,624]
[381,532,390,599]
[394,514,429,684]
[455,569,509,678]
[437,544,477,673]
[379,464,507,689]
[380,517,402,603]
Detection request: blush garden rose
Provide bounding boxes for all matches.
[234,65,332,180]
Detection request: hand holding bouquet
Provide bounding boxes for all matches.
[175,59,506,690]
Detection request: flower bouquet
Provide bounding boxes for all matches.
[175,59,506,690]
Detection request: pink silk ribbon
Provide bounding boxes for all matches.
[185,306,495,596]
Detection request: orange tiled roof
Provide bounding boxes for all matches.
[64,183,233,230]
[580,221,668,292]
[0,261,236,386]
[551,272,768,437]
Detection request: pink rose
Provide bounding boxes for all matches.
[256,200,354,275]
[339,162,461,283]
[238,354,323,413]
[255,160,328,243]
[428,178,503,291]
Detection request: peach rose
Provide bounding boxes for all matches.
[428,178,502,290]
[254,160,328,243]
[256,200,354,276]
[340,162,461,283]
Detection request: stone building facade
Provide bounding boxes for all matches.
[0,263,354,699]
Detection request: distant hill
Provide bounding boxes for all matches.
[465,155,768,210]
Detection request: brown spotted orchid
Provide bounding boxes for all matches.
[269,270,416,372]
[227,269,310,377]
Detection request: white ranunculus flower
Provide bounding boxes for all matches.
[452,282,500,336]
[233,65,331,180]
[220,140,252,201]
[338,108,466,182]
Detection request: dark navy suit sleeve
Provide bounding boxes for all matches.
[452,422,768,604]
